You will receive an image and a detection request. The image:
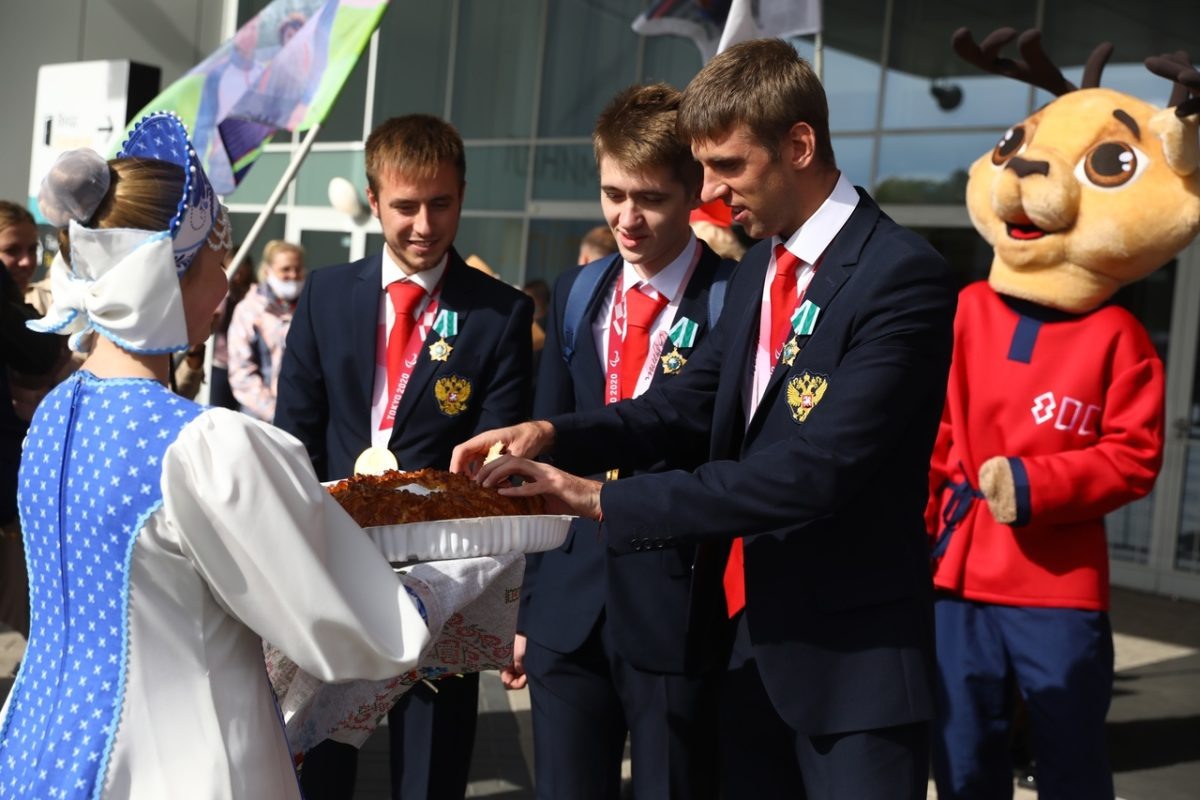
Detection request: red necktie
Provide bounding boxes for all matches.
[769,243,801,367]
[723,244,802,617]
[620,285,669,400]
[385,280,427,401]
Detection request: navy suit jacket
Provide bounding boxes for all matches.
[275,249,533,480]
[522,243,731,674]
[551,190,956,736]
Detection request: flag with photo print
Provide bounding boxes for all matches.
[119,0,389,195]
[632,0,821,62]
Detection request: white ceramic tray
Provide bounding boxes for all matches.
[364,515,573,563]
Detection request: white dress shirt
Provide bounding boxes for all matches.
[592,235,702,399]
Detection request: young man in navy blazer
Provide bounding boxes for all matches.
[511,83,730,800]
[455,39,957,800]
[275,115,532,800]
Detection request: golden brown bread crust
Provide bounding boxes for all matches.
[328,468,545,527]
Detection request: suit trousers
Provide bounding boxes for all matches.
[297,673,479,800]
[931,596,1114,800]
[719,613,929,800]
[523,616,720,800]
[388,673,480,800]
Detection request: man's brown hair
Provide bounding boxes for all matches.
[593,83,701,191]
[365,115,466,194]
[679,38,835,165]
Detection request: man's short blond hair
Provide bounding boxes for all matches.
[365,115,466,193]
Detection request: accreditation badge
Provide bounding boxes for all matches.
[434,374,472,417]
[785,371,828,424]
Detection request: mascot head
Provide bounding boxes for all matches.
[957,28,1200,313]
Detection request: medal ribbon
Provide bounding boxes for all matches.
[667,316,698,348]
[379,285,443,431]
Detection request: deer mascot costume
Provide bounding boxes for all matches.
[927,29,1200,799]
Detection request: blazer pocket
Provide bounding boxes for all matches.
[660,545,694,577]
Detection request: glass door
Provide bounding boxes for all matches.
[1111,241,1200,600]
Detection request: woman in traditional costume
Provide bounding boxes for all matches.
[0,113,459,799]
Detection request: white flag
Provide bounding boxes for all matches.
[632,0,822,63]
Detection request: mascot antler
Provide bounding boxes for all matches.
[951,28,1112,96]
[1145,51,1200,117]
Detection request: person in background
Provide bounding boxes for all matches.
[690,198,748,261]
[209,253,256,409]
[227,239,305,421]
[577,224,618,266]
[0,201,69,636]
[0,202,40,301]
[275,114,533,800]
[523,278,551,380]
[0,260,59,637]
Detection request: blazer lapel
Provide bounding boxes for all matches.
[351,254,384,421]
[709,244,769,458]
[388,251,472,438]
[745,190,882,440]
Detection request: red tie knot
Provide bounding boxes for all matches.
[773,243,801,279]
[387,280,426,317]
[624,284,669,332]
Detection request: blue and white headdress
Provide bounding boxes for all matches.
[31,111,232,354]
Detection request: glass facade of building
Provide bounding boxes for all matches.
[228,0,1200,593]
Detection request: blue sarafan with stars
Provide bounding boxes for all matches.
[0,372,204,799]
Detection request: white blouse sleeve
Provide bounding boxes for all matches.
[159,408,431,682]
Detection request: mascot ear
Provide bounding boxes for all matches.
[1150,109,1199,176]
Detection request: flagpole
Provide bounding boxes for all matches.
[227,122,322,276]
[814,0,824,81]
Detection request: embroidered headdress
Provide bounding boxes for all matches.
[30,111,232,354]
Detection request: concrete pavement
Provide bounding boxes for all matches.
[1,585,1195,798]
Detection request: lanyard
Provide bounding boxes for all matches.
[379,287,442,431]
[604,272,627,406]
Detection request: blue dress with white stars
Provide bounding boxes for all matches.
[0,372,433,799]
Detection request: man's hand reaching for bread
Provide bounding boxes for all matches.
[474,455,602,521]
[451,421,558,478]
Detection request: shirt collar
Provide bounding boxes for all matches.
[776,172,859,265]
[620,234,699,302]
[380,248,448,294]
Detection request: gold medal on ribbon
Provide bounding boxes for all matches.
[660,347,687,375]
[780,337,800,366]
[354,446,399,476]
[428,337,453,362]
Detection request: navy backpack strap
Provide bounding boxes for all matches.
[706,258,737,327]
[561,254,619,366]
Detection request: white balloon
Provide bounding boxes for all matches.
[328,177,366,217]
